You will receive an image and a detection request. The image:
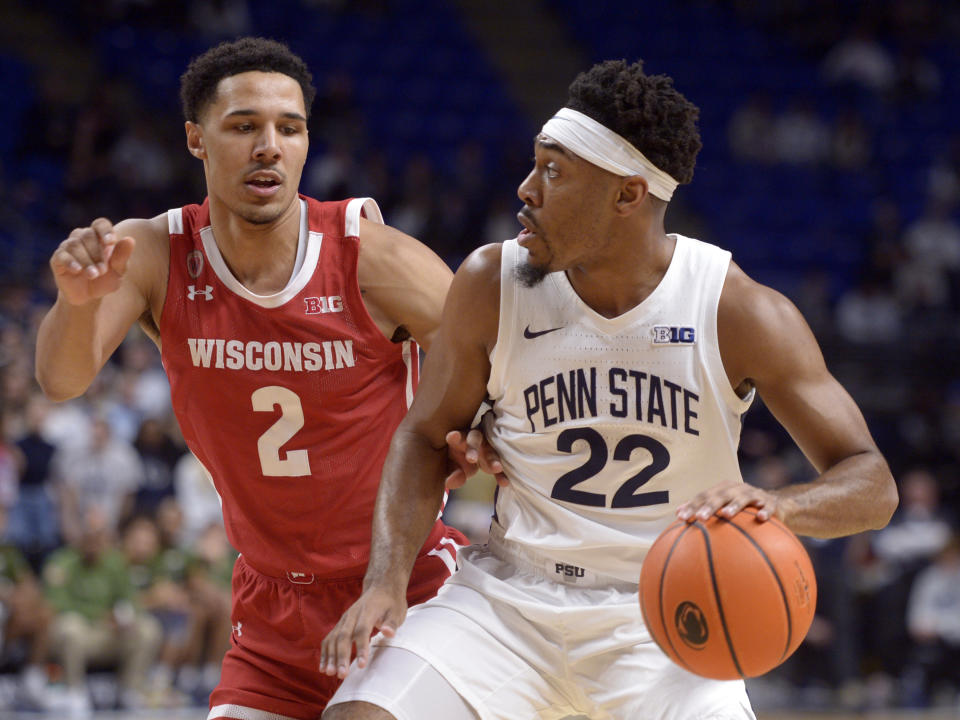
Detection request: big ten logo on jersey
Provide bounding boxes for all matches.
[652,325,696,345]
[304,296,343,315]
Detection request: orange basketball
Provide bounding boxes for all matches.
[639,508,816,680]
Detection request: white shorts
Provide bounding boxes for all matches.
[328,531,756,720]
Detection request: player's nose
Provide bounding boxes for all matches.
[517,168,540,206]
[253,125,282,162]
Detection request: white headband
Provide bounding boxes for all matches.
[541,108,679,201]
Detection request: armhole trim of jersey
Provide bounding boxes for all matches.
[168,207,183,235]
[345,197,384,238]
[487,241,514,403]
[703,249,755,415]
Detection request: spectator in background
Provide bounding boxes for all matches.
[305,143,367,201]
[188,0,252,41]
[862,198,906,277]
[0,504,53,711]
[853,468,956,688]
[896,195,960,316]
[53,415,143,545]
[893,44,942,104]
[309,72,367,151]
[834,269,902,344]
[831,108,873,171]
[119,333,171,422]
[773,98,831,165]
[872,468,955,581]
[132,418,180,517]
[108,114,174,194]
[902,534,960,707]
[180,523,234,701]
[927,133,960,207]
[6,394,61,559]
[121,514,192,706]
[821,23,896,94]
[44,507,162,715]
[727,91,776,164]
[482,193,522,246]
[0,418,20,511]
[390,154,435,240]
[172,453,223,546]
[64,83,131,219]
[155,496,188,551]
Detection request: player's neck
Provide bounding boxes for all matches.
[208,198,301,294]
[566,226,675,319]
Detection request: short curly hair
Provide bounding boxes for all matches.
[566,59,701,185]
[180,37,317,122]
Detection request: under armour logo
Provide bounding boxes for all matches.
[232,621,242,637]
[187,284,214,301]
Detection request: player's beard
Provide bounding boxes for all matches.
[515,261,549,288]
[239,205,288,225]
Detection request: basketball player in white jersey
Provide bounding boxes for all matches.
[320,60,897,719]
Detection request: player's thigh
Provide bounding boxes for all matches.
[323,647,478,720]
[582,639,755,720]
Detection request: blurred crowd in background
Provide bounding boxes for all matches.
[1,0,960,714]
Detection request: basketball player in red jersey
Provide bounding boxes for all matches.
[35,37,471,718]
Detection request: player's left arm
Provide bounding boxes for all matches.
[357,217,453,352]
[357,217,504,483]
[677,263,898,538]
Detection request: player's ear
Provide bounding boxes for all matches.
[186,121,206,160]
[615,175,648,216]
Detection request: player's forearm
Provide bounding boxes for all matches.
[35,295,108,401]
[776,450,897,538]
[363,426,447,593]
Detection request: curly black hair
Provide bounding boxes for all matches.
[566,59,701,185]
[180,37,317,122]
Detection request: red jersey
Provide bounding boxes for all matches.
[160,195,449,578]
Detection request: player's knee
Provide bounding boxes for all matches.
[322,700,397,720]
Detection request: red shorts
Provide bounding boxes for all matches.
[208,523,466,720]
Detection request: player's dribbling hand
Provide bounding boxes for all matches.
[676,481,781,523]
[320,585,407,680]
[50,218,135,306]
[445,428,509,489]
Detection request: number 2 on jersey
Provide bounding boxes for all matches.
[552,427,669,508]
[251,386,311,476]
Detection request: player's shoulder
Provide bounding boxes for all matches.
[718,260,803,334]
[357,215,422,255]
[457,242,503,283]
[356,216,452,279]
[114,213,170,247]
[112,213,171,308]
[436,243,503,314]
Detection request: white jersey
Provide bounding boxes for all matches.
[484,235,754,583]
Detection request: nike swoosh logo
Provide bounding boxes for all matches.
[523,325,564,339]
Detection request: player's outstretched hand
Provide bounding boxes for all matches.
[676,481,781,523]
[445,428,508,489]
[320,585,407,680]
[50,218,135,306]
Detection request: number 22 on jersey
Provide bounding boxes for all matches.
[552,427,670,508]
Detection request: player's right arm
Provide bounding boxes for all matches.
[320,242,502,679]
[35,216,166,401]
